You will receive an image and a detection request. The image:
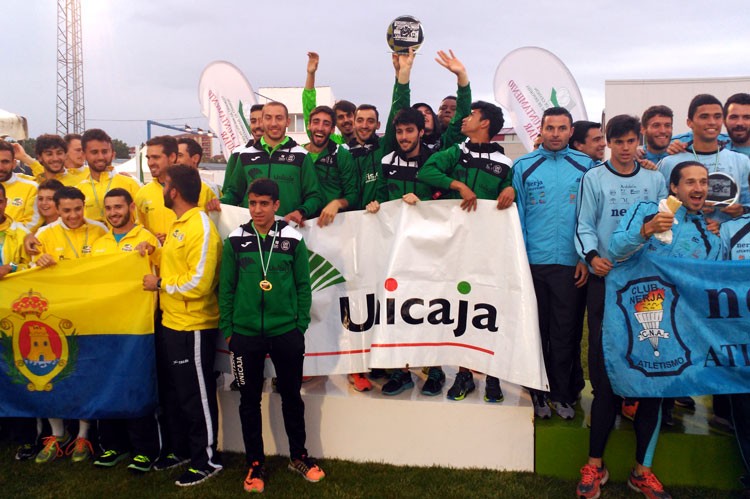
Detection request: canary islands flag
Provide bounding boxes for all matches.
[0,252,157,419]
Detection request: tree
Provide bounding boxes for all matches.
[21,138,36,157]
[112,138,130,159]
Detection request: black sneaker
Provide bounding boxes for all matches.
[175,464,222,487]
[153,453,189,471]
[93,449,130,468]
[15,443,39,461]
[420,367,446,396]
[382,370,414,395]
[532,391,551,419]
[484,375,504,403]
[369,368,388,379]
[661,406,675,427]
[288,455,325,482]
[127,454,154,473]
[447,371,475,401]
[674,396,696,409]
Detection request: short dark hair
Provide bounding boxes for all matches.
[669,160,707,195]
[605,115,640,141]
[177,137,203,158]
[570,121,601,149]
[724,93,750,114]
[356,104,379,122]
[641,105,673,128]
[0,139,15,159]
[38,179,65,193]
[81,128,112,150]
[248,178,279,202]
[263,101,289,118]
[35,134,68,157]
[309,105,336,125]
[412,102,440,134]
[146,135,178,157]
[471,101,504,137]
[688,94,723,120]
[63,133,82,145]
[541,107,573,127]
[165,164,201,204]
[53,186,85,207]
[441,96,457,103]
[104,187,133,205]
[393,108,425,131]
[333,100,356,115]
[249,104,264,114]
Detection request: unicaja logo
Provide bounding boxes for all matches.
[339,278,499,337]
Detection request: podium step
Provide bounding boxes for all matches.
[535,382,744,490]
[218,368,534,471]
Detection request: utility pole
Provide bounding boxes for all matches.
[56,0,85,135]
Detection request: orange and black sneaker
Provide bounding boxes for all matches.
[576,463,608,498]
[628,469,671,499]
[244,461,266,493]
[288,455,325,483]
[622,400,639,421]
[347,373,372,392]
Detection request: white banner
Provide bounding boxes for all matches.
[198,61,255,160]
[213,200,548,391]
[494,46,588,153]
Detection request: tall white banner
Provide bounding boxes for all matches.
[214,200,548,391]
[198,61,255,160]
[494,47,588,153]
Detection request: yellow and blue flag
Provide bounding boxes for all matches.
[0,252,157,419]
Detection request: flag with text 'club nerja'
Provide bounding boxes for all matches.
[0,252,157,419]
[603,252,750,397]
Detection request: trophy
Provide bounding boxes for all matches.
[386,15,424,54]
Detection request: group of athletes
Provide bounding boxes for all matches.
[1,47,749,497]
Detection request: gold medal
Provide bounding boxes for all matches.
[252,221,279,294]
[259,279,272,291]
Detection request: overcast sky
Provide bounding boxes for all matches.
[5,0,749,150]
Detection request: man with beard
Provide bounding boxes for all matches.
[90,188,161,472]
[512,107,594,420]
[77,129,141,225]
[177,137,222,198]
[418,100,514,403]
[11,134,79,186]
[139,165,223,487]
[303,52,355,145]
[136,135,217,244]
[637,106,674,170]
[570,121,605,163]
[0,139,39,230]
[658,94,750,225]
[220,101,322,226]
[223,104,265,194]
[304,105,357,226]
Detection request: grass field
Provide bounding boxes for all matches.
[0,444,739,498]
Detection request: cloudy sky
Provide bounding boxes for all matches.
[5,0,749,150]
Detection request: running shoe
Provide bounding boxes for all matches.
[15,443,39,461]
[674,396,696,409]
[627,469,671,498]
[576,463,609,499]
[66,437,93,462]
[484,376,504,403]
[532,391,551,419]
[347,373,372,392]
[288,455,325,482]
[127,454,154,473]
[244,461,266,493]
[35,433,70,464]
[549,400,575,420]
[622,400,639,421]
[446,371,475,401]
[94,449,130,468]
[175,464,222,487]
[420,367,446,396]
[153,453,190,471]
[382,370,414,395]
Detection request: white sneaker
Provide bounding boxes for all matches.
[549,400,575,420]
[532,392,551,419]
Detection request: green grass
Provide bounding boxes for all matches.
[0,444,738,498]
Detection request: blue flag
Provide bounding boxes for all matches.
[604,252,750,397]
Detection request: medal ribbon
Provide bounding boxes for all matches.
[252,221,278,284]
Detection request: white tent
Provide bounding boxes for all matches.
[0,109,29,140]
